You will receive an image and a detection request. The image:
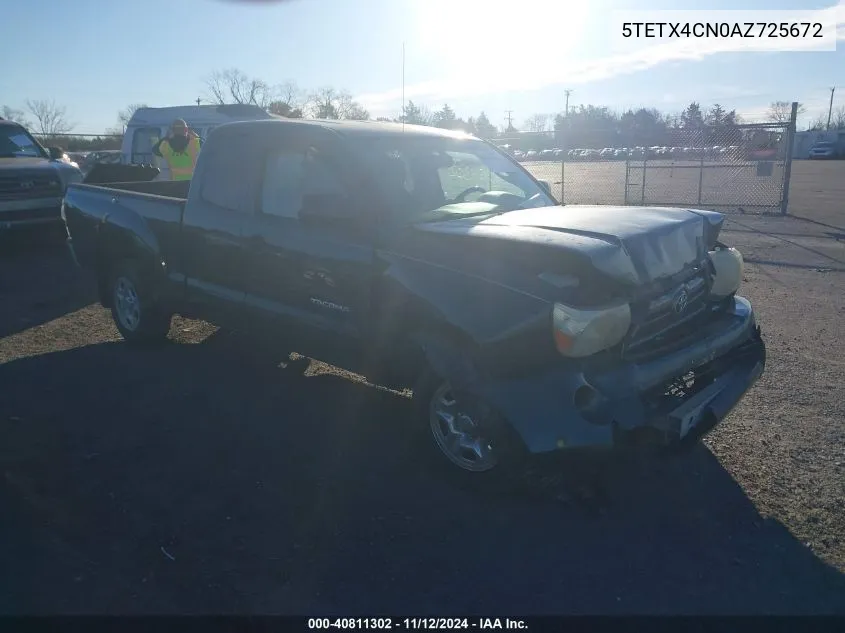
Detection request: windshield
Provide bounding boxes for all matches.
[357,136,555,222]
[0,126,46,158]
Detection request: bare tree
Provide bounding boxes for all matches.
[524,113,550,133]
[336,92,369,120]
[267,81,304,118]
[400,101,435,126]
[308,87,340,119]
[268,101,303,118]
[275,81,303,110]
[767,101,805,124]
[26,99,74,135]
[118,103,148,127]
[1,105,32,128]
[806,114,827,131]
[831,106,845,130]
[307,87,369,120]
[205,68,273,108]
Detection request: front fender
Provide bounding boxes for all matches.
[380,251,551,346]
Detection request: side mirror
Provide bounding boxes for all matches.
[48,147,65,160]
[538,180,552,195]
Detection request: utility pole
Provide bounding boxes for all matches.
[196,97,201,106]
[505,110,514,131]
[564,89,572,117]
[781,101,799,216]
[401,42,406,131]
[827,86,835,130]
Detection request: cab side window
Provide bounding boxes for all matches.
[199,132,260,213]
[260,146,347,219]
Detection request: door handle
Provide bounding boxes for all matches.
[111,196,119,204]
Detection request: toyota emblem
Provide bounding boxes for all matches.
[673,289,689,314]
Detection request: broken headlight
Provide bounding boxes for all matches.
[552,301,631,358]
[708,245,743,298]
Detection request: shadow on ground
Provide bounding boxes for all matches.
[1,333,844,615]
[0,232,96,339]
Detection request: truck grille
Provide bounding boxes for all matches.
[622,267,711,361]
[0,173,63,201]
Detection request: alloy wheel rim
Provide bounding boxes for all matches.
[429,382,498,472]
[114,276,141,332]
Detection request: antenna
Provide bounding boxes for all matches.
[402,42,406,132]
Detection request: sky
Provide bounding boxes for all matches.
[1,0,844,134]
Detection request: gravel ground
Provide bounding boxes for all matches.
[1,163,844,615]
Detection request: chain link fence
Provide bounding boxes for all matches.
[497,107,798,215]
[32,132,123,153]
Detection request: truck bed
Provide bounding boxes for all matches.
[63,181,187,272]
[82,179,191,200]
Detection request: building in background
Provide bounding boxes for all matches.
[792,130,845,159]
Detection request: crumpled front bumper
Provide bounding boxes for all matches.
[484,296,766,454]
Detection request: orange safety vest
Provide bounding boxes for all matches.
[158,135,201,181]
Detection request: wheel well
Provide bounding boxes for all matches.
[98,269,112,308]
[96,245,116,308]
[96,251,159,310]
[411,325,484,391]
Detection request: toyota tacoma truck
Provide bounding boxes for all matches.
[62,119,765,484]
[0,117,84,233]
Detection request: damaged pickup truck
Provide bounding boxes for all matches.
[62,119,765,483]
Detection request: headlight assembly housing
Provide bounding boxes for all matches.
[708,245,743,298]
[552,301,631,358]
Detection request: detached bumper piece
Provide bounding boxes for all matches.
[619,326,765,450]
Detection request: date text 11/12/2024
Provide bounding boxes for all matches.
[307,618,528,630]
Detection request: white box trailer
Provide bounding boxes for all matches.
[121,104,279,179]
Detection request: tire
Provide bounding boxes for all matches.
[412,363,528,492]
[108,259,172,345]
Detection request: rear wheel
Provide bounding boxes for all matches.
[109,259,172,344]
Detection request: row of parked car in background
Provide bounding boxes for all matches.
[504,145,749,162]
[65,150,123,176]
[501,139,841,162]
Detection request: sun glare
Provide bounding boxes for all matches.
[411,0,592,85]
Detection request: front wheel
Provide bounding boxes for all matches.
[109,259,172,344]
[413,367,527,490]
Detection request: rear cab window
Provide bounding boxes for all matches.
[196,130,263,214]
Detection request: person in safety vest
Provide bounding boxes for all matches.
[152,119,202,181]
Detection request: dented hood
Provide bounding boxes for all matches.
[413,204,724,286]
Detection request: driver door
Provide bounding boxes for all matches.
[242,137,375,369]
